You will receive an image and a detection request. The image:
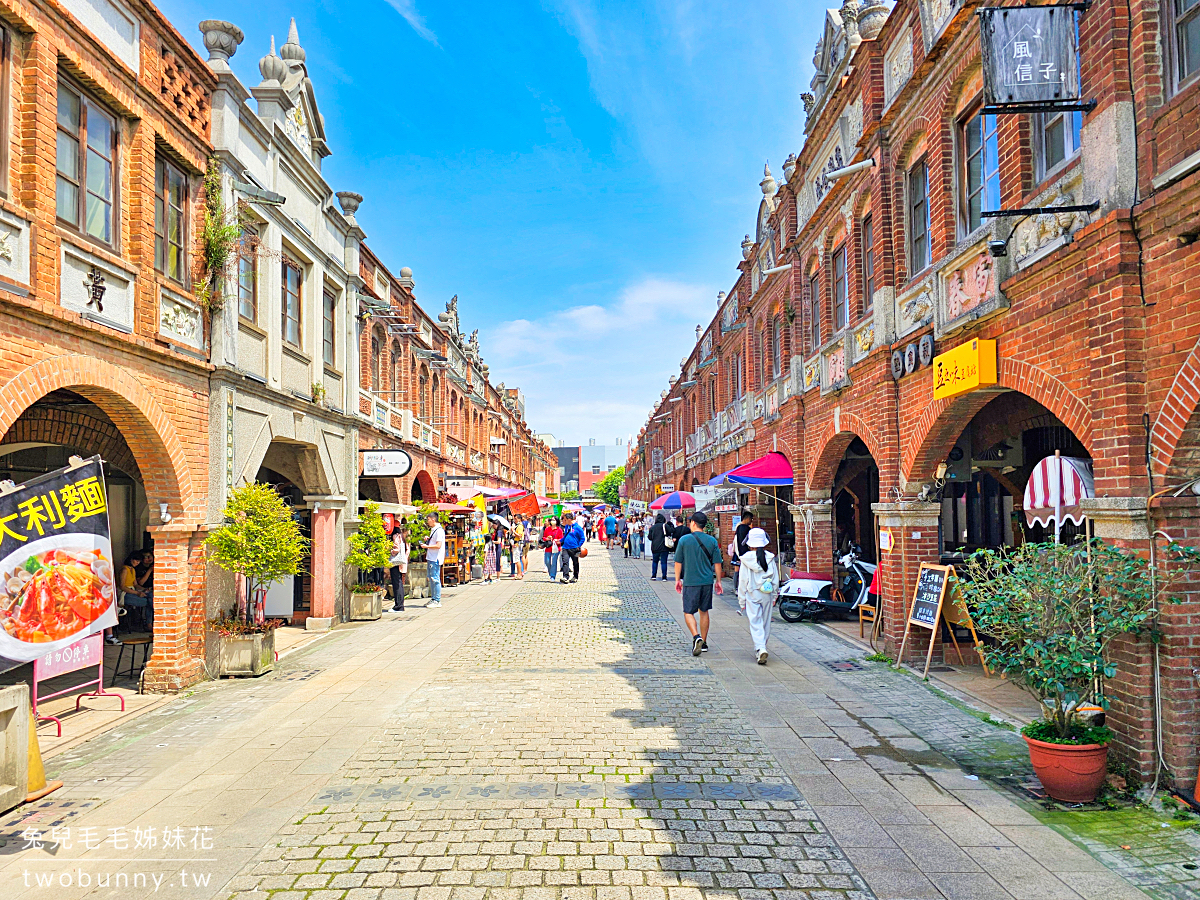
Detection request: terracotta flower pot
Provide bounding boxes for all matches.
[1023,735,1109,803]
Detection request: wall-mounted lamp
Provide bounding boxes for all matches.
[159,502,172,524]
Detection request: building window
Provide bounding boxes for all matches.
[861,215,874,314]
[832,246,848,331]
[960,108,1000,234]
[237,227,257,321]
[772,317,783,377]
[1035,110,1081,179]
[809,274,821,353]
[322,289,336,367]
[154,156,187,282]
[908,161,930,274]
[370,331,382,392]
[281,259,302,347]
[390,340,401,397]
[757,326,767,387]
[1171,0,1200,87]
[56,82,117,244]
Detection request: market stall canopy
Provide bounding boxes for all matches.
[1023,455,1094,528]
[650,491,696,510]
[712,451,794,486]
[357,500,418,515]
[433,502,475,514]
[469,486,525,502]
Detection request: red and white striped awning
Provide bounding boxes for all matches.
[1023,455,1094,528]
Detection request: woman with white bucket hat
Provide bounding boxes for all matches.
[738,527,778,665]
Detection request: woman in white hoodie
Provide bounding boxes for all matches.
[738,528,778,665]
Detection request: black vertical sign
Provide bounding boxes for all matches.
[0,456,118,669]
[980,6,1081,105]
[908,564,949,629]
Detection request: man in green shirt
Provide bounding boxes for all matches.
[674,511,724,656]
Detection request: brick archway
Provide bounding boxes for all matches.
[410,469,437,503]
[0,355,194,521]
[902,357,1093,485]
[807,412,884,492]
[1,402,141,480]
[1151,337,1200,480]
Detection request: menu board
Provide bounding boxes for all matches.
[908,564,950,629]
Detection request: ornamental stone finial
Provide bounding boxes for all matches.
[281,18,306,63]
[199,20,244,69]
[761,161,778,199]
[259,36,287,86]
[336,191,363,219]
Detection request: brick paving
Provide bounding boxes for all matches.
[224,555,871,900]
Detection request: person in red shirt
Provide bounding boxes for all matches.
[542,517,564,580]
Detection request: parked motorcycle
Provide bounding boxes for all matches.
[777,544,877,623]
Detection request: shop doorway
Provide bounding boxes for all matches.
[255,466,312,623]
[937,393,1091,564]
[832,437,879,564]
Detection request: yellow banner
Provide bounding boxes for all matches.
[932,339,997,401]
[473,495,487,534]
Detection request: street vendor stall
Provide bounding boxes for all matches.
[433,502,476,586]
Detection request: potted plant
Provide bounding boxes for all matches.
[205,482,308,677]
[346,501,392,620]
[311,382,327,407]
[403,502,448,599]
[960,539,1199,802]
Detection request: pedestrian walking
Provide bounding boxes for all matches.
[649,513,670,580]
[423,512,445,608]
[509,523,525,579]
[542,516,563,580]
[674,512,723,655]
[738,528,778,665]
[604,511,617,549]
[629,516,643,558]
[560,513,586,583]
[388,526,408,611]
[620,514,631,557]
[732,510,753,591]
[483,532,501,583]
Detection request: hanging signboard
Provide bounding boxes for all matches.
[361,449,413,478]
[0,456,118,672]
[932,339,998,401]
[980,6,1080,106]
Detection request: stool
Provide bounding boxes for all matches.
[859,599,877,638]
[112,636,152,687]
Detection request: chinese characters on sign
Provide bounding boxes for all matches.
[980,6,1080,105]
[83,265,107,313]
[932,339,998,401]
[21,825,214,852]
[0,456,117,668]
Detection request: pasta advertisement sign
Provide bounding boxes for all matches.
[0,456,117,667]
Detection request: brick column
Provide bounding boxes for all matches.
[872,502,942,666]
[142,525,205,692]
[309,507,338,623]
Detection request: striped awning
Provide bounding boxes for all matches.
[1023,455,1094,528]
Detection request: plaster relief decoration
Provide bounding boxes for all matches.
[813,145,846,203]
[803,358,821,391]
[61,241,135,333]
[938,242,1007,334]
[853,324,875,362]
[843,96,864,152]
[0,209,28,286]
[159,287,204,351]
[918,0,956,51]
[721,290,741,332]
[896,277,935,337]
[824,343,849,392]
[700,330,713,361]
[884,27,913,107]
[765,385,780,421]
[471,450,484,469]
[753,393,765,420]
[1012,173,1092,270]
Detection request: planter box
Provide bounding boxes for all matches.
[408,562,430,600]
[217,629,275,678]
[350,589,384,621]
[0,684,29,815]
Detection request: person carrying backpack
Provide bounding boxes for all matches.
[738,528,778,665]
[649,513,670,580]
[673,512,723,656]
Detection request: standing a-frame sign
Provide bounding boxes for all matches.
[895,563,989,679]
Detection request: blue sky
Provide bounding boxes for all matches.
[161,0,818,446]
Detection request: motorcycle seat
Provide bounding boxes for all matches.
[788,570,828,581]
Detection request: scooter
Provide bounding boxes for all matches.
[777,543,877,623]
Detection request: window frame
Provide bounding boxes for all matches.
[56,77,120,248]
[281,257,303,349]
[832,245,848,332]
[959,105,1001,236]
[861,215,874,315]
[370,330,382,392]
[154,155,188,284]
[1169,0,1200,91]
[808,274,821,354]
[1033,108,1082,182]
[237,225,258,323]
[322,288,337,368]
[908,160,930,276]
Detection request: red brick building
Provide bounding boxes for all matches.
[0,0,215,689]
[355,247,555,508]
[628,0,1200,787]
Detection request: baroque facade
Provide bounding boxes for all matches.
[629,0,1200,788]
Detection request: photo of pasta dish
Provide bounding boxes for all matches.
[0,545,114,643]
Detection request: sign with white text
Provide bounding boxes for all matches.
[980,6,1080,106]
[361,449,413,478]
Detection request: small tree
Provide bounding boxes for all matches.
[346,501,393,590]
[595,466,625,507]
[205,482,308,628]
[960,539,1200,742]
[403,502,449,561]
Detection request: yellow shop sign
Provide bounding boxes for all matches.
[932,339,997,401]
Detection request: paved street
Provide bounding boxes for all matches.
[0,550,1175,900]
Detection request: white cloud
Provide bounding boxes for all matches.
[384,0,439,45]
[482,277,717,445]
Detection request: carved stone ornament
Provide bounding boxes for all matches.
[1013,176,1092,268]
[855,326,874,353]
[845,97,864,150]
[828,345,848,384]
[0,227,13,263]
[899,286,934,331]
[804,358,821,390]
[159,292,202,349]
[884,28,913,107]
[84,266,106,313]
[945,253,995,321]
[918,0,956,51]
